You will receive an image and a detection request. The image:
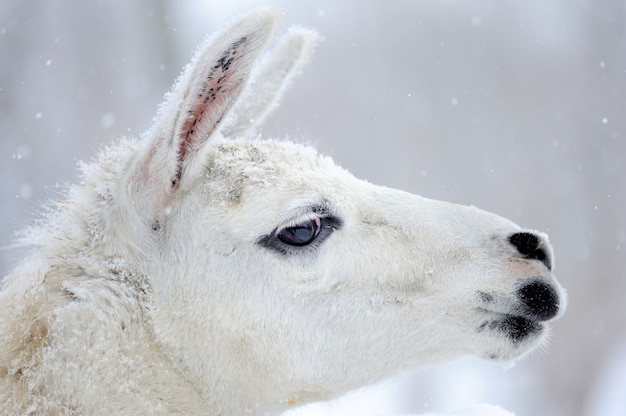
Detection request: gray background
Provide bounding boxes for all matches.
[1,1,624,415]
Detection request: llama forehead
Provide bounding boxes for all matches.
[200,138,462,230]
[211,138,339,176]
[204,138,356,205]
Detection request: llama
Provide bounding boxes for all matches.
[0,9,566,416]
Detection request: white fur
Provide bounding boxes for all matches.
[0,9,566,416]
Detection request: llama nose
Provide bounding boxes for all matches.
[509,232,552,270]
[517,281,560,321]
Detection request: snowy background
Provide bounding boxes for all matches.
[1,1,625,415]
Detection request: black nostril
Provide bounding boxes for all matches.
[509,232,540,256]
[517,281,560,321]
[509,232,552,270]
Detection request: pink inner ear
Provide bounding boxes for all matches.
[177,37,248,166]
[177,80,222,165]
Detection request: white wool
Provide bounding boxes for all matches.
[0,8,565,416]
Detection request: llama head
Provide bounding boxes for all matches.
[109,9,566,412]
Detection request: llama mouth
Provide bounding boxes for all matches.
[479,312,543,344]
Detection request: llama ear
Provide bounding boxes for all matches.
[137,10,279,196]
[221,26,321,138]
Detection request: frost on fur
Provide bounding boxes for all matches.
[0,9,566,416]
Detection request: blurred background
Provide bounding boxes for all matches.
[1,1,624,415]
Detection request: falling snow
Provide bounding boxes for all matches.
[1,2,625,416]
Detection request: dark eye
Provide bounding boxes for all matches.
[277,217,322,246]
[258,213,342,255]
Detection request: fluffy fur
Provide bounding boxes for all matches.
[0,9,566,416]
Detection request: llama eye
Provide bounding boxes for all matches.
[277,217,322,246]
[258,214,342,254]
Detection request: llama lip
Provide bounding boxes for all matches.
[493,315,542,343]
[479,311,543,343]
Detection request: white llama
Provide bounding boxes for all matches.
[0,9,566,416]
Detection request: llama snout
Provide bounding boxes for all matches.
[474,229,565,345]
[507,231,564,321]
